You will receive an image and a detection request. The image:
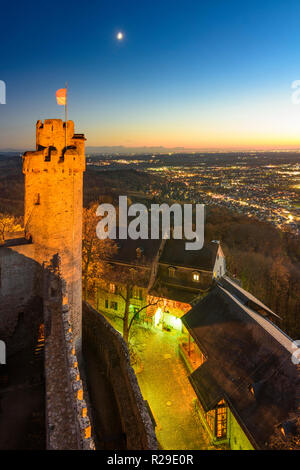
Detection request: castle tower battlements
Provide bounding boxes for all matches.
[23,119,85,173]
[22,119,86,354]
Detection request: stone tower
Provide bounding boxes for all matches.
[22,119,86,354]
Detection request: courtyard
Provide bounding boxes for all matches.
[132,326,211,450]
[96,306,212,450]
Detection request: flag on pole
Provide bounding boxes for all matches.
[56,88,67,105]
[56,83,68,147]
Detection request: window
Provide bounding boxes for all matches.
[195,399,215,435]
[105,299,109,309]
[168,267,176,278]
[193,272,200,282]
[110,301,118,311]
[35,193,40,205]
[133,287,143,300]
[215,401,227,439]
[109,283,116,294]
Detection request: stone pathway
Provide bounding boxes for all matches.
[93,307,212,450]
[132,327,211,450]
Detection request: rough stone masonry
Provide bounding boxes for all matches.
[23,119,86,355]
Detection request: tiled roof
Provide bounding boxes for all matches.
[159,240,219,271]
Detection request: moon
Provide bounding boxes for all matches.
[117,32,123,40]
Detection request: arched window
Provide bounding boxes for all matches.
[192,271,200,282]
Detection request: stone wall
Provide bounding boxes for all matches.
[44,260,94,450]
[82,301,157,450]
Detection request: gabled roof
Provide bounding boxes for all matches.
[182,283,299,449]
[159,240,220,271]
[149,281,203,304]
[219,275,280,319]
[148,241,221,303]
[106,238,162,267]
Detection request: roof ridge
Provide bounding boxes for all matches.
[218,285,295,355]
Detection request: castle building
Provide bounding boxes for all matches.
[23,119,85,354]
[97,238,226,332]
[148,239,226,330]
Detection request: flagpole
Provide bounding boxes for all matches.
[65,81,67,149]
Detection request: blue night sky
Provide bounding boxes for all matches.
[2,0,300,149]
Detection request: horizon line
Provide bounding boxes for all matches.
[2,145,300,154]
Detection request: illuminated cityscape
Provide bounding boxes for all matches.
[87,152,300,234]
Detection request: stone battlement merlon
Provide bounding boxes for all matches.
[36,118,85,152]
[37,118,74,138]
[22,148,86,173]
[22,119,86,173]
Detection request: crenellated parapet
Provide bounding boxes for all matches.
[43,257,94,450]
[62,307,94,449]
[23,119,85,174]
[36,119,74,149]
[23,148,85,173]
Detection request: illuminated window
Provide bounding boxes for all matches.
[215,401,227,439]
[193,272,200,282]
[109,283,116,294]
